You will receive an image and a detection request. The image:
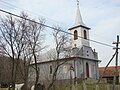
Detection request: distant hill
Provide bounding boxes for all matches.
[0,55,24,84]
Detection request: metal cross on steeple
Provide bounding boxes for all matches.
[76,0,79,6]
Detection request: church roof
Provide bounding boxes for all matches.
[69,4,90,30]
[68,24,90,30]
[30,56,100,66]
[75,5,85,26]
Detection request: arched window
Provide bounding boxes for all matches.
[86,62,89,78]
[74,30,78,40]
[84,30,87,39]
[63,65,67,73]
[50,65,52,74]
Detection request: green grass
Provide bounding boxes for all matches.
[54,83,120,90]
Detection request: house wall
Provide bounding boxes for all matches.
[28,58,99,84]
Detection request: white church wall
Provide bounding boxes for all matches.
[70,27,90,49]
[70,27,82,48]
[75,60,81,78]
[81,27,90,46]
[28,60,75,83]
[75,60,84,79]
[95,62,99,79]
[82,46,97,59]
[82,59,98,79]
[28,58,99,84]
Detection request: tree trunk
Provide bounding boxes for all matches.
[33,50,39,90]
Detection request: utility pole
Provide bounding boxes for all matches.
[113,35,120,84]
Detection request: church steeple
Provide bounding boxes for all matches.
[69,2,90,30]
[75,4,86,27]
[69,2,90,48]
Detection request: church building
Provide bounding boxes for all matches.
[67,4,100,80]
[28,3,100,85]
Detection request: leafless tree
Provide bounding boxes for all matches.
[24,18,46,90]
[47,26,69,90]
[0,14,29,89]
[0,12,46,90]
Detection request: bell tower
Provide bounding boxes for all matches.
[69,2,90,49]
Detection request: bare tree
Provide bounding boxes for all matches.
[47,26,69,90]
[0,14,29,89]
[0,12,46,90]
[24,18,46,90]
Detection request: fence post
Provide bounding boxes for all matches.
[95,85,99,90]
[83,83,87,90]
[106,84,110,90]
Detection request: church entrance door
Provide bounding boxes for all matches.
[86,62,89,78]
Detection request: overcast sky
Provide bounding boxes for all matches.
[0,0,120,66]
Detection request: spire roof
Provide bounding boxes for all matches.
[69,2,90,30]
[75,5,86,26]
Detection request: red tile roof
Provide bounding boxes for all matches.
[99,66,120,77]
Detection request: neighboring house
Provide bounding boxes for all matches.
[28,4,100,85]
[99,66,120,84]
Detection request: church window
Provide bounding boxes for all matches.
[86,62,89,78]
[87,51,89,56]
[74,30,78,40]
[84,30,87,39]
[50,65,52,74]
[63,65,67,73]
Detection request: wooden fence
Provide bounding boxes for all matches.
[64,83,120,90]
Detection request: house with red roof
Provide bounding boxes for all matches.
[99,66,120,84]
